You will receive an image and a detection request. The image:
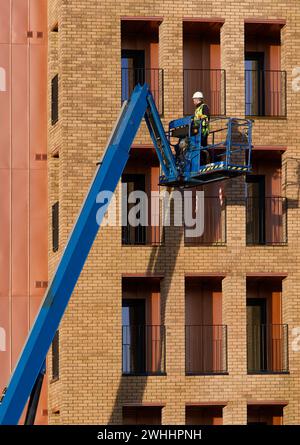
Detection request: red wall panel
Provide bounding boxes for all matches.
[12,44,29,169]
[29,295,47,425]
[35,379,48,424]
[0,1,11,44]
[11,295,28,367]
[0,169,10,298]
[12,0,29,44]
[185,278,223,373]
[29,169,48,296]
[11,169,29,296]
[29,0,47,46]
[183,35,221,71]
[183,37,221,115]
[29,296,42,325]
[0,297,11,392]
[29,44,47,168]
[0,44,11,169]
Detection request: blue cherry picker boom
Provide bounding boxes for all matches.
[0,83,253,425]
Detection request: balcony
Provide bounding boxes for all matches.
[247,324,289,373]
[184,196,226,246]
[122,325,166,375]
[121,68,164,115]
[183,69,226,116]
[122,170,163,246]
[245,70,287,117]
[122,221,163,246]
[246,197,287,245]
[185,325,228,375]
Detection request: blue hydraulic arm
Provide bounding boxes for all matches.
[144,91,178,180]
[0,83,163,425]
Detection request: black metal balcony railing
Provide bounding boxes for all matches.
[122,325,166,375]
[246,197,287,245]
[245,70,287,117]
[121,68,164,115]
[185,325,228,375]
[122,222,164,246]
[184,196,226,246]
[247,324,289,373]
[183,69,226,116]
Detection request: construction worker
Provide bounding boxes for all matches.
[192,91,210,146]
[192,91,210,164]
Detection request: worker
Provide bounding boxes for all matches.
[192,91,210,164]
[192,91,210,146]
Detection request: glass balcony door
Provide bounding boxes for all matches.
[122,299,146,374]
[247,298,267,372]
[122,174,146,245]
[246,175,266,245]
[245,52,265,116]
[121,50,145,102]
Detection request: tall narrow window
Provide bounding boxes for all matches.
[246,175,266,245]
[52,201,59,252]
[122,299,146,374]
[51,74,59,125]
[121,50,145,102]
[52,331,59,380]
[185,277,227,375]
[247,298,267,372]
[122,174,146,245]
[245,52,265,116]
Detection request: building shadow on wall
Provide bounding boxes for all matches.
[283,157,300,208]
[108,191,183,424]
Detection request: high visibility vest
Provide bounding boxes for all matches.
[194,103,210,136]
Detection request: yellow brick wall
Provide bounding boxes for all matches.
[47,0,300,424]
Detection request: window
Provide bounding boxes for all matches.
[121,50,145,103]
[246,175,266,245]
[245,52,265,116]
[52,331,59,380]
[52,201,59,252]
[121,20,164,114]
[122,278,165,375]
[185,277,227,374]
[246,153,287,246]
[122,299,146,374]
[51,23,58,32]
[183,20,225,116]
[247,298,267,372]
[244,22,286,117]
[122,174,146,245]
[246,278,288,373]
[51,74,58,125]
